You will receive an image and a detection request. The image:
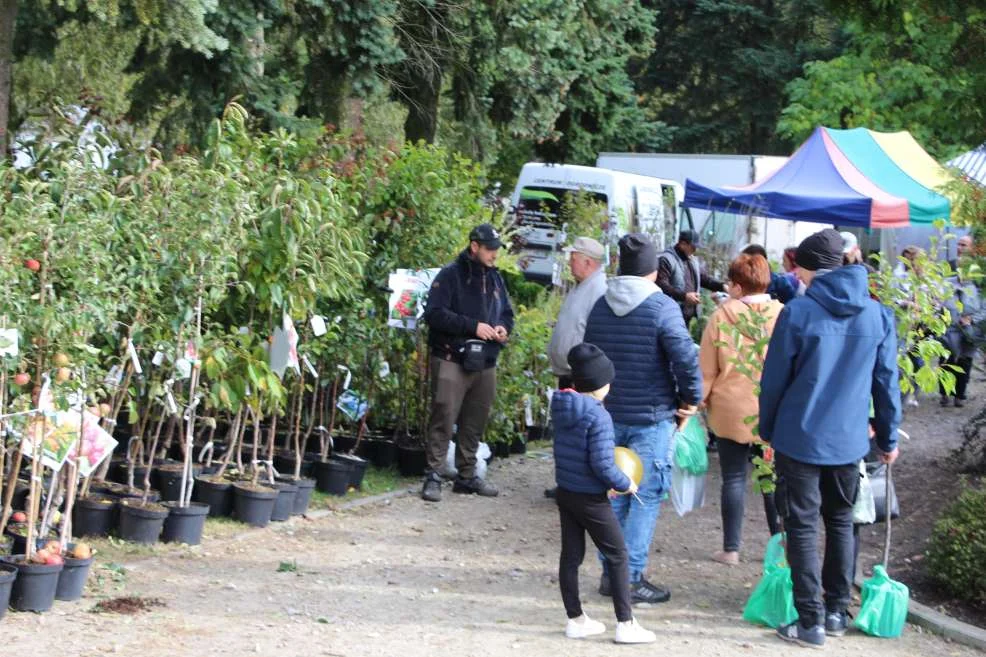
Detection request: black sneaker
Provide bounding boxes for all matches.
[452,476,499,497]
[824,610,849,637]
[630,578,671,606]
[777,621,825,649]
[941,395,951,407]
[544,487,557,499]
[421,473,442,502]
[598,573,611,597]
[955,398,966,408]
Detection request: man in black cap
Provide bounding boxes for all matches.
[657,230,726,325]
[420,223,514,502]
[760,228,901,648]
[583,233,702,606]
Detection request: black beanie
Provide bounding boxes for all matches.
[618,233,657,276]
[567,343,615,393]
[795,229,844,271]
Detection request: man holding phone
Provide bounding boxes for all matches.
[420,224,514,502]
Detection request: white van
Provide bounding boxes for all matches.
[508,163,688,283]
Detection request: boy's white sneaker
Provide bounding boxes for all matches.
[614,617,656,644]
[565,613,606,638]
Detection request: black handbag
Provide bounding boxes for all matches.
[866,462,900,522]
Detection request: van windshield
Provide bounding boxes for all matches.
[515,186,608,227]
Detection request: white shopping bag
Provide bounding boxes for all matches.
[671,463,706,517]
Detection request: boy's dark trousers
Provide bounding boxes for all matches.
[775,452,859,627]
[556,487,632,622]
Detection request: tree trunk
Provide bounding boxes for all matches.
[0,0,17,157]
[402,71,441,144]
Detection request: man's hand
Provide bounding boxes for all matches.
[624,480,639,495]
[685,292,701,305]
[476,322,498,341]
[878,446,899,465]
[494,325,509,343]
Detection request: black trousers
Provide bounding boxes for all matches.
[556,487,632,622]
[940,354,973,400]
[717,438,782,552]
[775,452,859,627]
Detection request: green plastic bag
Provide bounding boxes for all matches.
[854,565,910,638]
[762,532,787,573]
[743,533,798,629]
[673,418,708,475]
[742,567,799,628]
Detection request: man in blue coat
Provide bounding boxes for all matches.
[759,228,901,649]
[584,233,702,606]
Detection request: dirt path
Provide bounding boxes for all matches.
[3,449,981,656]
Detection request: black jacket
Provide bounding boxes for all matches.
[423,250,515,367]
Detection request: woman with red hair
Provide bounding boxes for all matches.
[700,253,784,565]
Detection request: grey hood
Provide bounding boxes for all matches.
[604,276,661,317]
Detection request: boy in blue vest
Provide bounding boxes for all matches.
[551,343,656,644]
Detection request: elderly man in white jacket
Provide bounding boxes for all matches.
[545,236,608,498]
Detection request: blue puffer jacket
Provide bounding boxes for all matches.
[552,391,631,494]
[583,276,703,426]
[759,265,901,465]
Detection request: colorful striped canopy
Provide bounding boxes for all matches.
[683,127,953,228]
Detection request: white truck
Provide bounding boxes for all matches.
[508,163,689,283]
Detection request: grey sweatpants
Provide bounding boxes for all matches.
[426,357,497,479]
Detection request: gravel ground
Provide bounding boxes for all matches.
[2,443,981,656]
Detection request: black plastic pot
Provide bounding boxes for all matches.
[156,465,202,503]
[290,478,316,515]
[526,425,552,442]
[332,433,357,453]
[273,453,316,479]
[232,484,277,528]
[369,439,398,468]
[73,495,116,537]
[494,441,511,458]
[510,437,527,454]
[12,480,29,510]
[270,481,298,522]
[194,476,234,517]
[315,460,352,496]
[333,454,368,490]
[397,446,427,477]
[2,555,63,612]
[161,502,210,545]
[4,527,54,556]
[118,501,168,544]
[0,563,15,619]
[55,551,94,601]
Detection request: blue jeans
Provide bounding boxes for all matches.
[600,420,674,582]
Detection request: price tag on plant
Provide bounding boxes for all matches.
[311,315,327,337]
[524,396,534,427]
[337,364,352,390]
[0,328,18,357]
[337,389,368,421]
[378,360,390,379]
[127,340,143,375]
[152,350,165,366]
[302,355,318,378]
[104,364,124,388]
[175,358,192,380]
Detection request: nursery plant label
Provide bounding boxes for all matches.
[271,314,301,378]
[152,350,165,366]
[337,389,368,421]
[378,360,390,379]
[524,396,534,427]
[311,315,327,337]
[387,268,441,330]
[302,354,318,378]
[13,408,117,474]
[104,364,124,388]
[337,364,352,390]
[127,341,143,375]
[0,328,18,357]
[175,358,192,380]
